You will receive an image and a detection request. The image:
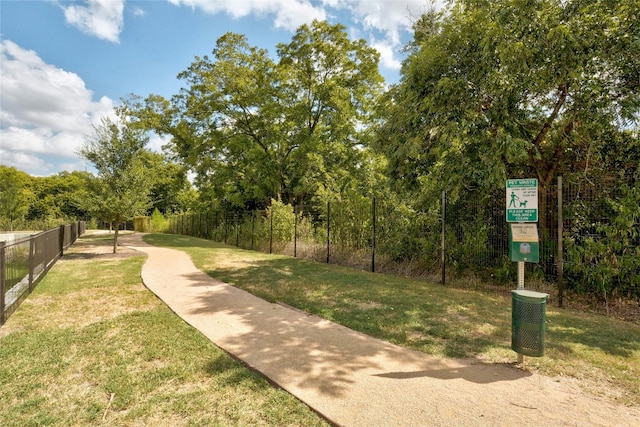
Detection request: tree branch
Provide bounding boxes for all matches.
[532,83,569,148]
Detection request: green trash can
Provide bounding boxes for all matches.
[511,290,548,357]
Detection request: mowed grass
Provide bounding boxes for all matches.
[144,233,640,407]
[0,234,328,427]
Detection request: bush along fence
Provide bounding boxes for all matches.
[0,221,86,326]
[168,175,639,311]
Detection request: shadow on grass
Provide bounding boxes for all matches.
[204,352,273,388]
[63,252,142,260]
[546,312,640,358]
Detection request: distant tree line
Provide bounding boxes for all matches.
[0,154,194,236]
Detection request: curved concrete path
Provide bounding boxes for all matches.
[120,234,639,427]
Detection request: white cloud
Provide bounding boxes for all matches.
[336,0,431,44]
[167,0,440,72]
[0,40,115,175]
[62,0,125,43]
[329,1,441,71]
[370,39,402,70]
[132,6,146,17]
[0,149,50,174]
[148,133,172,153]
[168,0,326,31]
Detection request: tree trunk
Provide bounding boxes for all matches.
[113,222,119,254]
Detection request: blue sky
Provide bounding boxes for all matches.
[1,0,439,176]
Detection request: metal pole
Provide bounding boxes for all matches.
[294,205,298,258]
[205,212,209,239]
[235,214,239,247]
[371,197,376,272]
[29,238,35,292]
[224,212,228,244]
[59,225,65,258]
[269,209,273,254]
[326,201,330,264]
[215,212,219,241]
[441,191,446,285]
[517,261,525,290]
[517,260,525,364]
[0,241,6,326]
[557,176,564,307]
[251,211,255,250]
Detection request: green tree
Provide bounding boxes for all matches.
[140,151,193,214]
[274,20,384,203]
[26,171,93,227]
[0,166,33,231]
[376,0,640,225]
[127,20,384,210]
[78,117,153,253]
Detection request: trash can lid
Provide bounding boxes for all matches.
[511,289,549,298]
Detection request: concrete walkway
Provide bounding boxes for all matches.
[120,234,640,427]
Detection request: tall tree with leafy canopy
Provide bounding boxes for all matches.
[127,20,384,210]
[275,20,384,204]
[78,117,152,253]
[376,0,639,224]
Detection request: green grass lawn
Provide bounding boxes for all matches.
[0,234,328,427]
[144,233,640,407]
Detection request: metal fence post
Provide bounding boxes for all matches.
[235,213,239,247]
[0,241,6,326]
[59,225,65,258]
[326,201,331,264]
[216,212,219,242]
[441,190,446,285]
[294,205,298,258]
[224,212,228,244]
[214,212,219,241]
[557,176,564,307]
[372,196,376,273]
[251,211,255,250]
[269,209,273,254]
[28,237,35,292]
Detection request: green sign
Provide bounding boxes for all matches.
[506,179,538,222]
[509,224,539,263]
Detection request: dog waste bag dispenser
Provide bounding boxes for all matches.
[509,223,539,263]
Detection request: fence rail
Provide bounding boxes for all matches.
[1,221,85,326]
